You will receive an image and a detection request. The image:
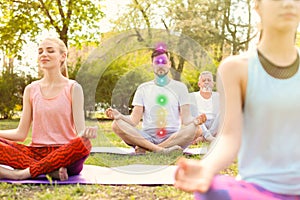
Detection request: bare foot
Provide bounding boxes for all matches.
[0,166,30,180]
[159,145,183,154]
[135,146,147,154]
[48,167,68,181]
[0,165,14,179]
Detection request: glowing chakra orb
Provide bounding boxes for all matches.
[156,128,167,138]
[156,94,168,106]
[156,119,167,128]
[155,42,167,52]
[157,107,167,118]
[154,56,167,65]
[156,76,168,86]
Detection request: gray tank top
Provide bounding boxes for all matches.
[238,50,300,194]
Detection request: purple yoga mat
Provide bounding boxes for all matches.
[0,164,177,185]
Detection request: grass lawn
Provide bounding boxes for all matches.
[0,119,238,200]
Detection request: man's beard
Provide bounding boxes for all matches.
[155,69,169,77]
[201,85,213,93]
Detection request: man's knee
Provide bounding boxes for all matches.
[111,120,129,137]
[176,127,197,147]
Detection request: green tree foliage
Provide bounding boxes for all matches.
[111,0,191,81]
[166,0,257,61]
[112,0,257,78]
[0,0,104,48]
[36,0,104,47]
[0,1,40,74]
[95,50,153,114]
[0,71,35,119]
[0,0,104,77]
[0,0,104,116]
[0,1,40,58]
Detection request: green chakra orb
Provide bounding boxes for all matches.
[156,94,168,106]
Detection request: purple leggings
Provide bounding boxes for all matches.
[195,175,300,200]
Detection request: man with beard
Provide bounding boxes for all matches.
[106,45,206,154]
[190,71,220,144]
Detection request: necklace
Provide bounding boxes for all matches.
[257,49,299,79]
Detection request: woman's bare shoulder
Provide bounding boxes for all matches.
[220,54,248,69]
[218,53,249,79]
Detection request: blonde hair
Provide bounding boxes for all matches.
[42,37,69,78]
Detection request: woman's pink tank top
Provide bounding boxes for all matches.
[29,80,77,146]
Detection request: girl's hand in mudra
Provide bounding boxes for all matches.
[80,126,98,139]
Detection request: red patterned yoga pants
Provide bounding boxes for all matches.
[0,137,91,178]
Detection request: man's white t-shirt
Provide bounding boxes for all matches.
[132,79,190,131]
[190,91,220,136]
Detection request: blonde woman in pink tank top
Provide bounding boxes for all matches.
[0,37,97,181]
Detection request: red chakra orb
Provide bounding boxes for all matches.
[156,128,167,138]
